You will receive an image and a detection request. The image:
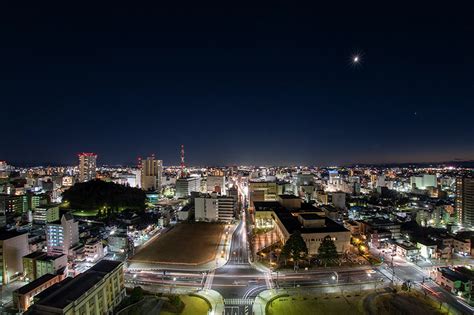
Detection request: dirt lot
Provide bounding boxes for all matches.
[130,223,225,265]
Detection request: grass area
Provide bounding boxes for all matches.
[130,222,225,265]
[161,295,209,315]
[266,294,365,315]
[71,209,99,217]
[373,292,448,314]
[266,290,451,315]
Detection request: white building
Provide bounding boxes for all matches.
[411,174,437,190]
[206,175,226,195]
[195,193,235,222]
[85,239,105,262]
[46,214,79,257]
[176,176,201,198]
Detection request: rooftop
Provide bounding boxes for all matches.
[299,213,324,221]
[278,194,301,200]
[0,229,26,241]
[15,273,58,295]
[34,260,122,310]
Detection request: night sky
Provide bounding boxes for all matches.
[2,3,474,166]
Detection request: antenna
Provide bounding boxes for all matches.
[180,144,185,178]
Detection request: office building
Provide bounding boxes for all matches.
[85,239,105,262]
[456,177,474,228]
[176,176,201,198]
[46,214,79,256]
[33,205,60,224]
[206,175,226,195]
[78,153,97,182]
[30,260,125,315]
[0,230,29,284]
[195,193,236,222]
[140,156,163,191]
[23,252,67,281]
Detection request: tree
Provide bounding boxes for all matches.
[130,286,144,303]
[281,231,308,269]
[318,235,339,267]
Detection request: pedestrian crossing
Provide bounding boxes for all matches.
[224,298,254,305]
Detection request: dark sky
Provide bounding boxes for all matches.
[2,2,474,166]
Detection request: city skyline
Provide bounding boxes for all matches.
[3,3,474,165]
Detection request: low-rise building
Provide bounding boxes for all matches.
[85,239,105,262]
[395,242,419,260]
[33,205,60,224]
[13,273,65,312]
[29,260,125,315]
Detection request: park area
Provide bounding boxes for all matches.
[130,222,225,265]
[266,290,449,315]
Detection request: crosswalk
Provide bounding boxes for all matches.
[224,298,254,305]
[204,269,215,290]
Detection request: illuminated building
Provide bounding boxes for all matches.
[46,214,79,256]
[30,260,125,315]
[0,230,29,284]
[195,193,235,222]
[140,156,163,191]
[78,153,97,182]
[33,205,60,224]
[206,174,226,195]
[455,177,474,228]
[176,176,201,198]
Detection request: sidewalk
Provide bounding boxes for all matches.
[195,289,224,315]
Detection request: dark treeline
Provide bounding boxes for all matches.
[62,179,146,212]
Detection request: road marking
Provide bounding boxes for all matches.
[224,298,254,305]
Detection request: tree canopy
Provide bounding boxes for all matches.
[317,235,339,266]
[62,179,146,212]
[281,231,308,266]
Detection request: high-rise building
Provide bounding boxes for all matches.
[46,214,79,256]
[78,153,97,182]
[140,156,163,192]
[455,177,474,228]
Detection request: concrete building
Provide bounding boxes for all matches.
[331,192,346,209]
[23,252,67,281]
[30,260,125,315]
[78,153,97,183]
[253,202,351,255]
[46,214,79,256]
[206,175,226,195]
[456,177,474,228]
[0,230,29,284]
[13,273,65,312]
[85,239,105,262]
[176,176,201,198]
[195,193,235,222]
[33,205,60,224]
[140,156,163,192]
[249,180,277,206]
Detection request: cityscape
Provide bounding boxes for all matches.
[2,2,474,315]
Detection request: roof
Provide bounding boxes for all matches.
[34,260,123,310]
[438,267,470,283]
[15,273,58,295]
[274,208,348,235]
[278,194,300,199]
[299,213,324,221]
[23,251,47,259]
[0,229,26,241]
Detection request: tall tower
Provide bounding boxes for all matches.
[456,177,474,228]
[78,153,97,182]
[140,155,163,192]
[180,144,186,178]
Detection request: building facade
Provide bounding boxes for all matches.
[78,153,97,183]
[140,156,163,192]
